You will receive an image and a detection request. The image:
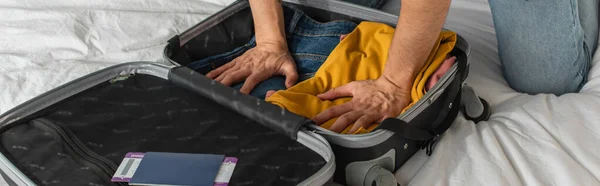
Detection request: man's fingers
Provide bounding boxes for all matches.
[215,65,241,82]
[280,62,299,88]
[349,114,378,134]
[312,102,353,125]
[240,72,270,94]
[206,60,236,79]
[330,111,362,133]
[317,83,354,100]
[213,53,248,81]
[220,69,250,86]
[378,115,390,123]
[265,90,276,98]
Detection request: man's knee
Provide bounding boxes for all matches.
[504,72,584,96]
[502,50,589,96]
[489,0,596,96]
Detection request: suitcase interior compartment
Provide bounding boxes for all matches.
[323,64,465,185]
[165,1,374,67]
[0,64,332,186]
[162,1,469,184]
[164,0,470,133]
[298,43,466,185]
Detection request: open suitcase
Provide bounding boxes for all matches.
[0,0,490,185]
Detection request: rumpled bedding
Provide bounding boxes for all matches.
[0,0,599,185]
[0,0,235,113]
[387,0,600,185]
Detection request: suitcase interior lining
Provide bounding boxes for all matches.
[0,74,326,186]
[174,2,466,132]
[171,2,467,138]
[179,4,365,66]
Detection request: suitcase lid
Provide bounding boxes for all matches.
[0,62,336,186]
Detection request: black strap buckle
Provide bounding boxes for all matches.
[421,135,440,156]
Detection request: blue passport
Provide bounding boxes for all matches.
[129,152,225,186]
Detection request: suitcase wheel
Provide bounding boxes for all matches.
[463,97,490,123]
[461,84,491,123]
[364,164,399,186]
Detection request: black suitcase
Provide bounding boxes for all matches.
[163,0,488,185]
[0,0,489,185]
[0,62,337,186]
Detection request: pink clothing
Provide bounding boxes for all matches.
[426,55,457,91]
[340,34,348,41]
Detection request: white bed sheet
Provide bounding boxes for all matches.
[0,0,599,185]
[393,0,600,185]
[0,0,236,112]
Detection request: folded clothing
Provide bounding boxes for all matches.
[266,22,457,134]
[186,6,357,99]
[336,36,457,92]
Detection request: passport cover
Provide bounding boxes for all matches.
[129,152,225,186]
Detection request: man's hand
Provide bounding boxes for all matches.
[310,0,452,134]
[311,76,411,133]
[209,0,295,94]
[206,43,298,94]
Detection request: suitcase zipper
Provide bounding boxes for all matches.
[33,119,125,186]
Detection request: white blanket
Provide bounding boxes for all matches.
[1,0,599,185]
[0,0,235,112]
[395,0,600,185]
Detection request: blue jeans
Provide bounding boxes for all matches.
[380,0,598,95]
[341,0,388,9]
[489,0,598,95]
[187,7,357,99]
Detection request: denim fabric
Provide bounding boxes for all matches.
[341,0,388,9]
[187,7,357,99]
[379,0,598,95]
[489,0,598,95]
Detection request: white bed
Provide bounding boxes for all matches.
[1,0,599,185]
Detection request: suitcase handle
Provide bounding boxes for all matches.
[168,66,311,140]
[375,77,462,146]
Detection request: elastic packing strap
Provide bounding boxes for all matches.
[422,90,461,155]
[375,78,462,155]
[168,66,311,140]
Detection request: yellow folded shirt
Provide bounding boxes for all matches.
[265,21,457,134]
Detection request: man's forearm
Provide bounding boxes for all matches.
[249,0,287,49]
[383,0,452,88]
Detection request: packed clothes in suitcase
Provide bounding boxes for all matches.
[0,0,490,185]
